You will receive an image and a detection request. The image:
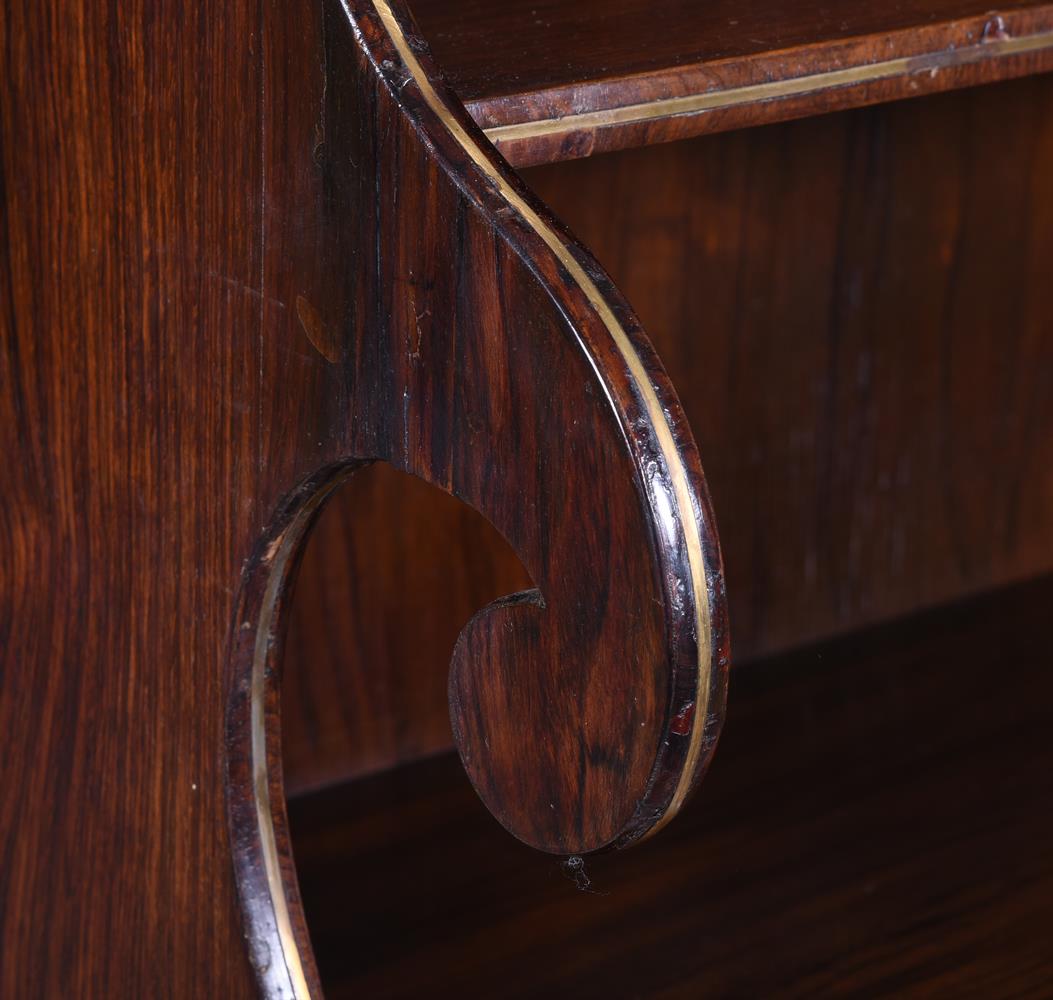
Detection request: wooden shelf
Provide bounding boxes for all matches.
[289,576,1053,997]
[411,0,1053,164]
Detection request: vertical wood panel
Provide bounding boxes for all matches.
[1,1,263,993]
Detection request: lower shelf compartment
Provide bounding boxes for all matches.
[287,577,1053,998]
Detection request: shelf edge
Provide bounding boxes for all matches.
[469,10,1053,166]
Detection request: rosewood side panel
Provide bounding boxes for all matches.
[1,0,264,994]
[1,0,726,995]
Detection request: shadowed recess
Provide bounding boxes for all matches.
[282,462,532,795]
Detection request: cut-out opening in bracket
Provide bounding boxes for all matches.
[225,460,536,999]
[281,461,534,794]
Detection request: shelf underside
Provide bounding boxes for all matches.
[289,576,1053,997]
[409,0,1053,164]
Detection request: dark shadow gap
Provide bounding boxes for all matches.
[281,460,532,796]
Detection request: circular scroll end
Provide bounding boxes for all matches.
[448,590,686,856]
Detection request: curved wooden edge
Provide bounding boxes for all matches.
[226,0,729,992]
[225,465,364,999]
[466,9,1053,167]
[353,0,729,852]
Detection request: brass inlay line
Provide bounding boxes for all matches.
[482,30,1053,146]
[250,482,346,1000]
[365,0,713,831]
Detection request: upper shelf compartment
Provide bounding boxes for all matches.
[410,0,1053,165]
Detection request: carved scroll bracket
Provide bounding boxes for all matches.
[225,0,729,994]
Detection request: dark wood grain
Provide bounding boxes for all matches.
[0,0,263,994]
[410,0,1053,165]
[232,0,729,992]
[3,0,728,994]
[280,74,1053,796]
[7,0,1051,992]
[290,575,1053,998]
[245,0,725,858]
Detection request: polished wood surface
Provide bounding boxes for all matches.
[3,0,728,993]
[291,575,1053,998]
[282,74,1053,795]
[411,0,1053,165]
[1,0,263,994]
[5,0,1051,992]
[224,0,728,993]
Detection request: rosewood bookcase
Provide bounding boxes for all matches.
[2,1,1051,995]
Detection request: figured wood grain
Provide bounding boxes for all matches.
[410,0,1053,165]
[223,0,728,993]
[290,575,1053,998]
[0,1,263,994]
[281,74,1053,796]
[3,0,728,994]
